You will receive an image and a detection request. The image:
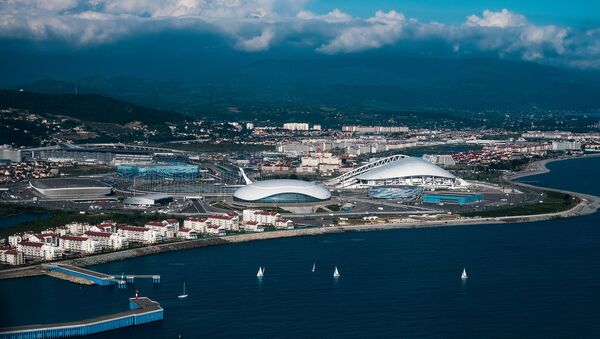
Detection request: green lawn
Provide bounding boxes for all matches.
[461,191,577,218]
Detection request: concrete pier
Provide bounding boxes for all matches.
[0,297,163,339]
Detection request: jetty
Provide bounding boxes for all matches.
[45,264,160,287]
[0,296,163,339]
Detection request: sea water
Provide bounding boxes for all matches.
[2,157,600,338]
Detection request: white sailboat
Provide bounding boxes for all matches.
[461,268,468,280]
[333,266,340,278]
[312,262,316,272]
[257,266,264,277]
[178,282,188,299]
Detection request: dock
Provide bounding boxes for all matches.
[0,297,163,339]
[45,264,160,287]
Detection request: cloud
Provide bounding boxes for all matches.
[466,8,526,28]
[0,2,598,69]
[236,27,275,51]
[297,8,351,23]
[317,10,405,54]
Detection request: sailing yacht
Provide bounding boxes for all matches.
[333,266,340,278]
[311,262,316,272]
[257,267,264,277]
[461,268,468,280]
[178,282,188,299]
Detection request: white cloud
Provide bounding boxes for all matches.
[297,8,351,22]
[0,2,598,69]
[466,8,526,28]
[317,10,405,54]
[236,27,274,51]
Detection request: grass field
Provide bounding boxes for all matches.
[461,191,577,218]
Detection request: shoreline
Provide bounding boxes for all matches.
[2,154,600,280]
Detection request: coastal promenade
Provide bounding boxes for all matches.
[1,155,599,280]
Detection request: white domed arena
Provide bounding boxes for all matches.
[233,179,331,204]
[327,155,467,190]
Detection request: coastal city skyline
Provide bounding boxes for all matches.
[1,1,600,338]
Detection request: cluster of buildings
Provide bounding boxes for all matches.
[1,218,184,265]
[0,161,60,184]
[183,210,293,235]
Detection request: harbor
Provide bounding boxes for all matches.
[0,296,163,339]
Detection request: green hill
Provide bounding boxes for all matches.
[0,89,187,125]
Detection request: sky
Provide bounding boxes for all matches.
[0,0,599,81]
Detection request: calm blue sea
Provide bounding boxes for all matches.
[2,157,600,338]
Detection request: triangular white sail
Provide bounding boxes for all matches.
[257,267,264,277]
[461,268,468,280]
[312,262,316,272]
[333,266,340,277]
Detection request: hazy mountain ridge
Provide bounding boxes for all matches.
[15,57,600,118]
[0,89,187,125]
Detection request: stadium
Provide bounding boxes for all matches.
[117,163,205,194]
[30,178,112,199]
[233,179,331,204]
[327,155,466,190]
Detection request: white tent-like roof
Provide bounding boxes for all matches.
[356,157,456,181]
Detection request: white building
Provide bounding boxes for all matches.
[0,247,24,265]
[243,221,264,232]
[205,224,226,236]
[422,154,456,166]
[17,241,60,260]
[243,210,280,226]
[145,219,180,239]
[275,218,294,230]
[0,145,22,163]
[183,217,211,233]
[207,214,239,232]
[60,235,98,254]
[84,231,128,250]
[552,141,582,151]
[176,228,199,240]
[117,225,158,244]
[65,222,93,235]
[283,123,310,131]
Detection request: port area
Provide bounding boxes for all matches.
[0,297,163,339]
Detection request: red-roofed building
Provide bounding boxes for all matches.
[85,231,128,250]
[208,214,239,232]
[60,235,98,254]
[117,225,157,244]
[184,217,211,233]
[275,218,294,230]
[30,233,59,246]
[176,227,199,240]
[0,248,24,265]
[243,209,281,226]
[243,221,264,233]
[145,219,179,239]
[17,241,60,260]
[206,224,226,236]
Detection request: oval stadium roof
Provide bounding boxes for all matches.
[356,157,456,181]
[233,179,331,202]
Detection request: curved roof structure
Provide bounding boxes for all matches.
[233,179,331,202]
[356,157,456,180]
[30,178,112,199]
